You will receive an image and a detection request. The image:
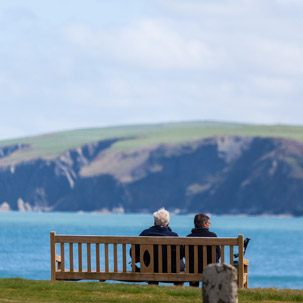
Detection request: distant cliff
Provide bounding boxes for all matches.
[0,135,303,215]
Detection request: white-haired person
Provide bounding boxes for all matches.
[132,207,185,285]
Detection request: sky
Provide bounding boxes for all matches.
[0,0,303,140]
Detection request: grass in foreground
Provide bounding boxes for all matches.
[0,279,303,303]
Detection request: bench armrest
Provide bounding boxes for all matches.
[243,258,249,266]
[55,254,62,270]
[56,254,61,263]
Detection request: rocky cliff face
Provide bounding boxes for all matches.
[0,136,302,215]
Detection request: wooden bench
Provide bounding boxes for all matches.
[50,232,249,288]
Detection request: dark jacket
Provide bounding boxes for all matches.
[139,225,178,237]
[186,227,221,273]
[133,225,184,273]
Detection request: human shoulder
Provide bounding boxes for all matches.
[208,230,218,237]
[139,226,154,236]
[164,226,178,237]
[186,228,200,237]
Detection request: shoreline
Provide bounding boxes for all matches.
[0,209,299,218]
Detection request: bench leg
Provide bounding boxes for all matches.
[189,282,199,287]
[174,282,184,286]
[244,264,248,288]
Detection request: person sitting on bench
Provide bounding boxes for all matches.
[187,214,220,286]
[132,208,185,281]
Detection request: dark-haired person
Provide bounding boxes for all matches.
[187,214,221,286]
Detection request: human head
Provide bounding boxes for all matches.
[194,214,210,228]
[153,208,170,226]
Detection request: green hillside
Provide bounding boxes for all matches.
[1,121,303,164]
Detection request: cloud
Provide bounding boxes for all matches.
[158,0,303,77]
[275,0,303,8]
[63,19,224,70]
[2,6,37,25]
[161,0,303,18]
[0,74,28,99]
[61,2,303,78]
[239,38,303,77]
[160,0,258,17]
[1,0,303,141]
[250,76,294,95]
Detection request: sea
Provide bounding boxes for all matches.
[0,211,302,289]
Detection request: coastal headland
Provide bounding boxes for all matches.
[0,121,303,216]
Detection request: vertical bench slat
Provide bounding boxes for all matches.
[123,244,126,272]
[114,244,118,272]
[203,246,207,270]
[139,245,144,271]
[131,245,135,272]
[105,243,109,273]
[230,246,234,265]
[78,243,82,272]
[167,245,171,273]
[221,245,225,264]
[87,243,91,272]
[176,245,180,273]
[212,245,216,263]
[96,243,100,272]
[185,245,189,273]
[69,243,74,272]
[194,245,198,274]
[60,243,65,272]
[149,245,154,272]
[158,245,163,273]
[50,232,56,281]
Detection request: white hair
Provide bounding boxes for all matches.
[153,208,170,226]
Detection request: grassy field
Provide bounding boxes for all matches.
[0,279,303,303]
[1,121,303,164]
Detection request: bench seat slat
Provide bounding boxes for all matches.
[56,271,249,284]
[56,271,205,282]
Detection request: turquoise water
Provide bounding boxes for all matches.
[0,212,303,289]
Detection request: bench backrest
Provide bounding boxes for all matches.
[50,232,245,287]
